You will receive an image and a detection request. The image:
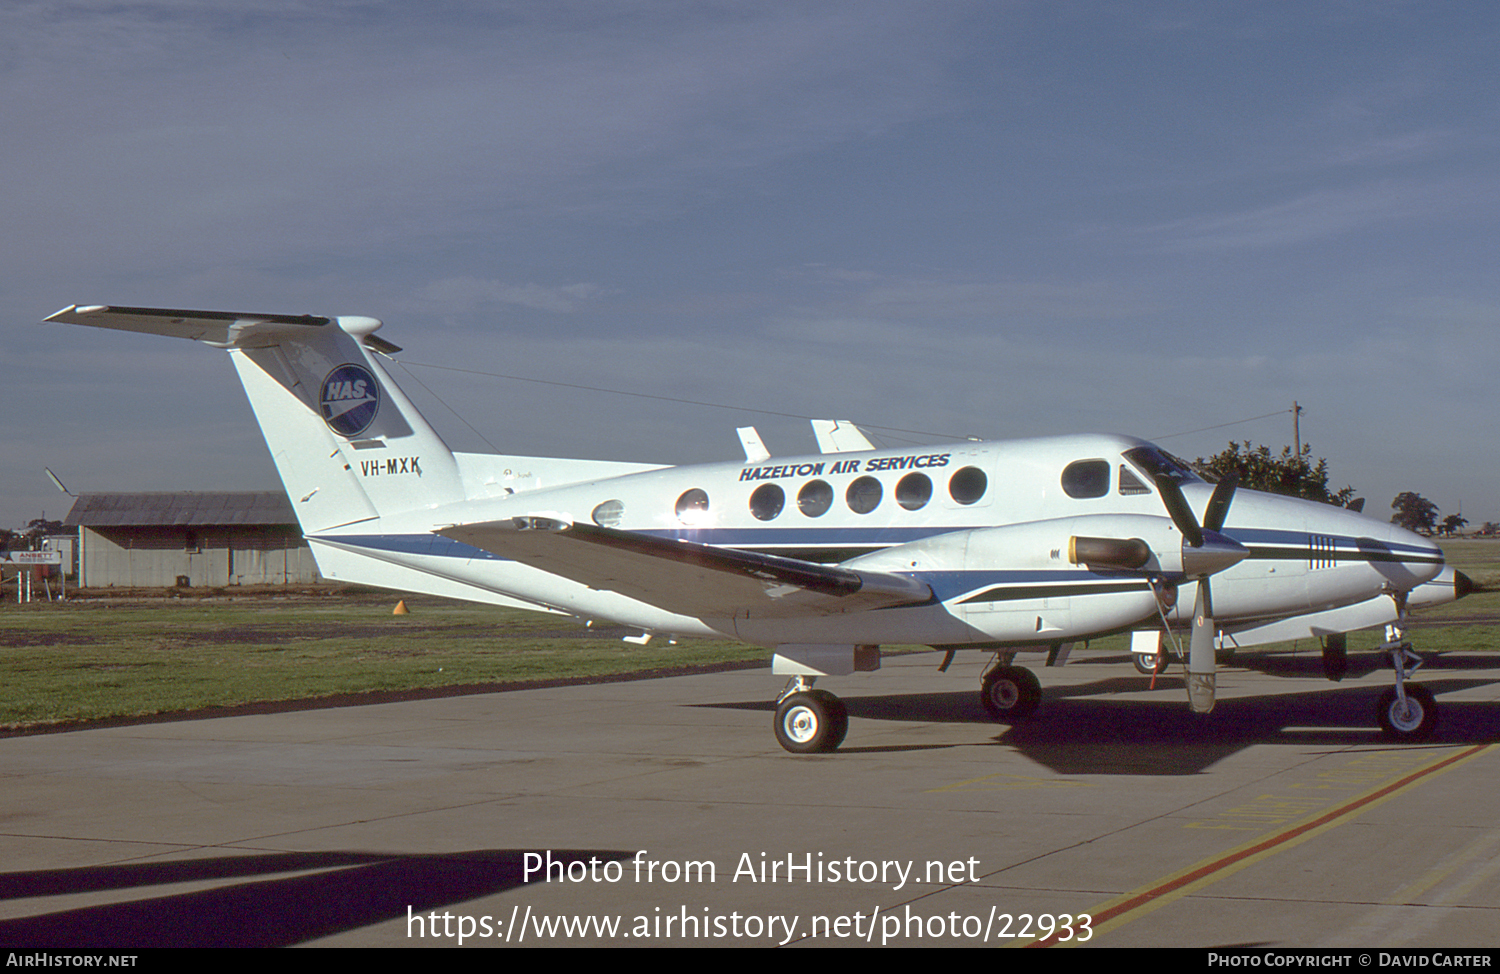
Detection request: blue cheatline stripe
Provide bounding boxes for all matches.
[311,534,506,560]
[1229,527,1442,561]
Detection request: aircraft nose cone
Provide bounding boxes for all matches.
[1455,570,1476,600]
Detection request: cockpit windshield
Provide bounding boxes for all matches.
[1122,446,1202,486]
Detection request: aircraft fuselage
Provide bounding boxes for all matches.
[310,432,1443,650]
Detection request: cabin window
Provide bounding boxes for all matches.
[896,472,932,511]
[592,499,625,527]
[846,476,883,514]
[798,480,833,517]
[749,484,785,521]
[1062,459,1110,498]
[675,488,709,524]
[948,466,987,505]
[1118,465,1150,495]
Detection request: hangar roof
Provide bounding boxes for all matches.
[62,492,296,528]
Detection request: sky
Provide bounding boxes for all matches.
[4,0,1498,532]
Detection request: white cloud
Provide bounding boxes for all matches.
[1141,179,1481,251]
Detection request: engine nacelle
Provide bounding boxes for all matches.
[847,516,1181,642]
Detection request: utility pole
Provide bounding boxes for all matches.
[1293,401,1302,458]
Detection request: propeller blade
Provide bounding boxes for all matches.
[1153,473,1233,713]
[1187,578,1217,713]
[1202,472,1238,534]
[1153,474,1202,548]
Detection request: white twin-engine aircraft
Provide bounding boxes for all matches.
[49,305,1472,752]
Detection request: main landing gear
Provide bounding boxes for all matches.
[1132,651,1168,675]
[771,660,1048,754]
[773,676,848,754]
[980,662,1041,722]
[769,623,1440,751]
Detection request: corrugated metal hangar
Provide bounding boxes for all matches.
[62,492,319,588]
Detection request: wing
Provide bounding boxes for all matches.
[437,517,933,620]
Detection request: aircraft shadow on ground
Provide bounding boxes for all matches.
[704,671,1499,774]
[1233,651,1500,678]
[0,848,630,948]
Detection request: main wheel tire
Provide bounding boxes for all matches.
[1377,684,1437,742]
[773,690,848,754]
[1133,652,1166,675]
[980,666,1041,723]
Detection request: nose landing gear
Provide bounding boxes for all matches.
[1377,627,1437,742]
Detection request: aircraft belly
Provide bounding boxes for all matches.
[729,585,1159,647]
[730,602,980,647]
[956,585,1157,641]
[308,541,554,612]
[312,535,724,638]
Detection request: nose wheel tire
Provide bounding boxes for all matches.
[774,690,848,754]
[1377,684,1437,742]
[980,665,1041,723]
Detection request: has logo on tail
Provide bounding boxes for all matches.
[320,364,379,437]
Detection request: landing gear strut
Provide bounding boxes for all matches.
[772,676,848,754]
[1322,632,1348,682]
[1376,620,1437,741]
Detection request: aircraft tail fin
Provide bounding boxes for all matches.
[45,305,465,534]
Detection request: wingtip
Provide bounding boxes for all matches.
[44,304,106,323]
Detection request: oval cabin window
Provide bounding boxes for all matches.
[675,488,710,524]
[749,483,785,521]
[798,480,833,518]
[846,476,883,515]
[591,499,625,527]
[896,472,932,511]
[948,466,988,505]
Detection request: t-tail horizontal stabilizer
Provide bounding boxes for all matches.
[46,304,462,534]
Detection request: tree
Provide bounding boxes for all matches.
[23,518,63,545]
[1440,513,1468,537]
[1195,442,1357,507]
[1391,492,1439,534]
